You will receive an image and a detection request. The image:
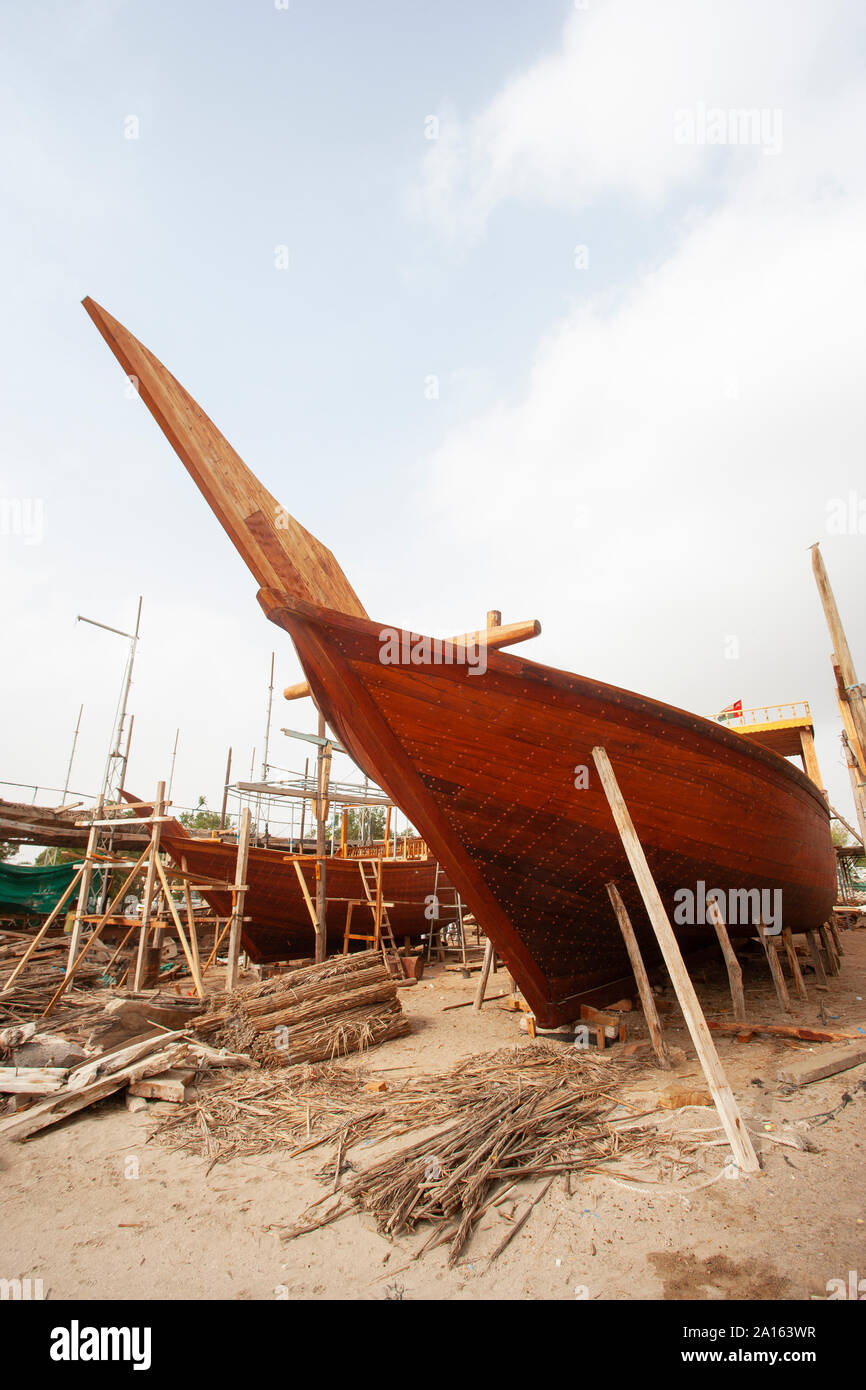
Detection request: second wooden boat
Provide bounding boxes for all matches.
[159,822,441,961]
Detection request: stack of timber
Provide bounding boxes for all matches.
[0,1020,250,1141]
[0,929,105,1028]
[194,949,409,1065]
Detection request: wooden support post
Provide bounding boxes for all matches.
[473,937,495,1011]
[592,747,760,1173]
[43,843,152,1016]
[298,756,309,849]
[798,728,824,794]
[807,930,829,989]
[219,746,232,829]
[133,782,165,991]
[1,863,87,992]
[758,921,792,1013]
[314,711,329,963]
[340,808,348,858]
[293,858,319,932]
[842,735,866,849]
[812,545,866,761]
[226,806,251,992]
[66,795,103,973]
[812,545,866,838]
[384,804,392,859]
[180,855,202,985]
[705,898,747,1023]
[606,882,672,1069]
[154,857,205,998]
[202,919,232,975]
[373,858,384,950]
[781,928,808,1000]
[819,922,840,976]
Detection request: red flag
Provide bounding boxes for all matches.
[717,700,743,722]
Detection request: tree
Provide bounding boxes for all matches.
[336,807,387,844]
[34,846,81,866]
[0,841,15,862]
[180,796,228,834]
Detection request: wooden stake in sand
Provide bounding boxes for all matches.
[473,937,495,1011]
[758,920,792,1013]
[226,806,251,992]
[605,882,671,1068]
[705,896,747,1023]
[592,746,760,1174]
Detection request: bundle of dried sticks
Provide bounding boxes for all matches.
[282,1045,647,1264]
[193,950,409,1065]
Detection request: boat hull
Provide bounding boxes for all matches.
[261,594,836,1025]
[159,828,440,962]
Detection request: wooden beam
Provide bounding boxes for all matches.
[283,680,312,701]
[841,735,866,848]
[293,857,318,929]
[280,618,541,703]
[758,922,792,1013]
[819,922,841,976]
[132,783,165,991]
[314,711,329,962]
[811,544,866,828]
[592,747,760,1173]
[807,929,829,989]
[605,882,672,1068]
[777,1043,866,1087]
[447,618,541,650]
[220,746,232,829]
[226,807,251,990]
[43,841,152,1016]
[473,937,495,1011]
[705,897,747,1023]
[781,927,808,1000]
[798,728,824,794]
[1,862,87,993]
[154,856,205,998]
[66,796,102,972]
[830,802,864,848]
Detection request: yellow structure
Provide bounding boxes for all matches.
[716,702,823,791]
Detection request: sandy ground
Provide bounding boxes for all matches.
[2,936,865,1302]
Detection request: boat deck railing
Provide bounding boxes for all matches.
[716,700,812,729]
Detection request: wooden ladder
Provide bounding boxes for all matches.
[426,863,467,964]
[343,857,406,978]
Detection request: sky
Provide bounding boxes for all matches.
[1,0,864,851]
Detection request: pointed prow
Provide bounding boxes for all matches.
[82,297,367,618]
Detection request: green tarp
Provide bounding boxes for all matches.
[0,861,87,915]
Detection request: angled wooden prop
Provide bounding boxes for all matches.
[592,746,760,1173]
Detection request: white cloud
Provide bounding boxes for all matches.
[412,0,860,242]
[410,0,866,814]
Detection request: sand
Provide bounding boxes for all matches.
[2,937,865,1301]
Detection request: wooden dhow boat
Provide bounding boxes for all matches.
[83,299,836,1026]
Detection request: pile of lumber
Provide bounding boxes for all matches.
[194,949,409,1065]
[0,1022,251,1142]
[0,930,105,1027]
